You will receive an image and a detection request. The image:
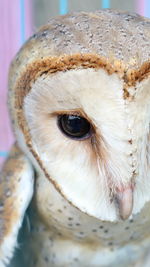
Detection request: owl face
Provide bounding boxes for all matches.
[8,10,150,222]
[21,67,150,222]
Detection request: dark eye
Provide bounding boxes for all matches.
[58,114,92,140]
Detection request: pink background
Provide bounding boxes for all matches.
[0,0,32,166]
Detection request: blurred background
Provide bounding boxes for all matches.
[0,0,150,166]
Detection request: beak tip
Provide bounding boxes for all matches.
[120,213,131,221]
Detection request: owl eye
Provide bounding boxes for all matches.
[58,114,92,140]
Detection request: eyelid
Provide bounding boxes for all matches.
[51,109,84,117]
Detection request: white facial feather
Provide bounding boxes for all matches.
[23,68,150,221]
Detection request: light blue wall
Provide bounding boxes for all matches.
[33,0,135,27]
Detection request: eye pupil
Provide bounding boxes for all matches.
[58,115,91,140]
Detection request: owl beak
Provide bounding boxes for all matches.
[115,184,134,220]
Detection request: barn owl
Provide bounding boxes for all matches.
[0,9,150,267]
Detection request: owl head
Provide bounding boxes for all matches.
[8,10,150,222]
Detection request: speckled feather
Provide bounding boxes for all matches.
[0,144,34,267]
[8,10,150,128]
